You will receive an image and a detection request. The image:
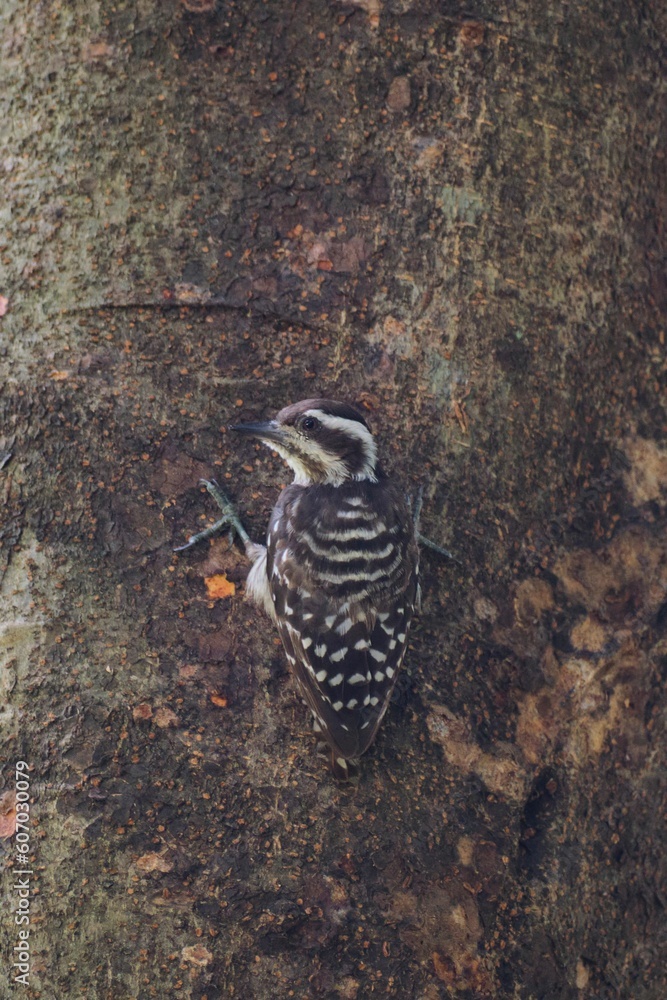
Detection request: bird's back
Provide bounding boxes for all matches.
[266,476,418,764]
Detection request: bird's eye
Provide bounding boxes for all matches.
[301,416,319,432]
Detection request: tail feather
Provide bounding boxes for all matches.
[311,703,360,781]
[330,750,359,783]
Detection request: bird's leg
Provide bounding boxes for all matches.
[412,485,456,560]
[174,479,254,554]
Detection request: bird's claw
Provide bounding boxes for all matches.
[417,533,458,561]
[174,480,251,552]
[412,485,457,561]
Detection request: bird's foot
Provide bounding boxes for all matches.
[174,479,251,552]
[417,533,456,560]
[412,485,457,561]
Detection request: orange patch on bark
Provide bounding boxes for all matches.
[204,574,236,599]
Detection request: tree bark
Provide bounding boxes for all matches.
[1,1,665,997]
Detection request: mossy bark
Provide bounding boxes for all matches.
[1,1,665,997]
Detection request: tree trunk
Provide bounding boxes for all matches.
[1,1,665,997]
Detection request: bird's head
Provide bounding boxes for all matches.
[230,398,378,486]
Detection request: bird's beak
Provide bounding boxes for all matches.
[229,420,287,447]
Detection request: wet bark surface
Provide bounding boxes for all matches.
[0,1,665,997]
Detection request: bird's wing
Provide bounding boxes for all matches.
[275,592,416,759]
[267,489,418,760]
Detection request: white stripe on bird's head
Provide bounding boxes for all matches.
[304,409,378,485]
[261,408,377,485]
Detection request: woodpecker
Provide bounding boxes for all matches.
[176,399,419,779]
